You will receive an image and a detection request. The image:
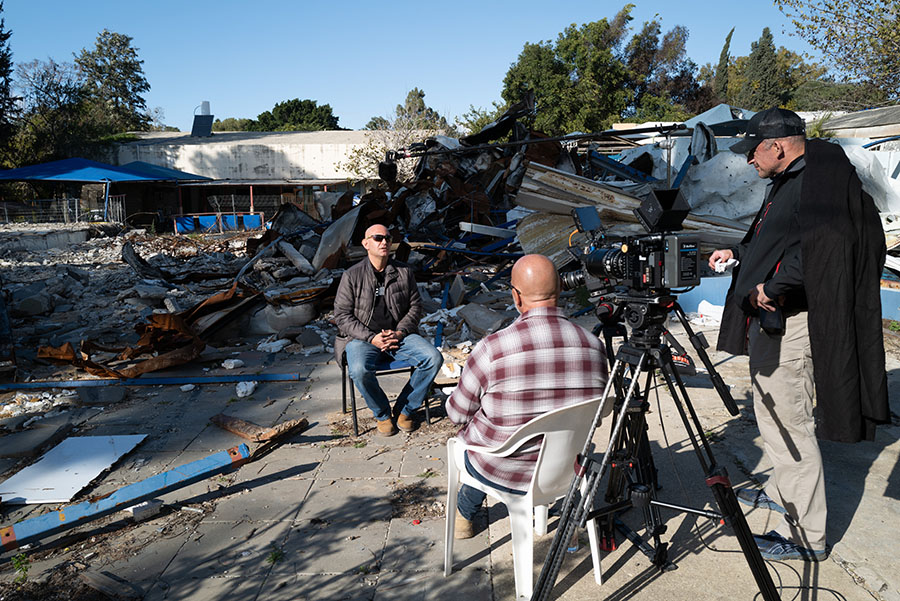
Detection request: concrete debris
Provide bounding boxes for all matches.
[235,380,258,398]
[256,338,291,353]
[123,499,163,521]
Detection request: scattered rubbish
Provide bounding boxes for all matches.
[222,359,245,369]
[236,381,258,398]
[0,435,147,504]
[256,338,291,353]
[0,373,307,391]
[179,384,196,392]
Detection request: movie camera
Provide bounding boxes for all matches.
[561,188,700,295]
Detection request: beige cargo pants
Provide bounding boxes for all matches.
[748,312,827,551]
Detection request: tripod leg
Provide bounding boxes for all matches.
[532,354,647,601]
[657,355,781,601]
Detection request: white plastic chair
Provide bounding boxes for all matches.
[444,396,606,599]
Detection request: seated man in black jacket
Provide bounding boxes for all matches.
[334,224,443,437]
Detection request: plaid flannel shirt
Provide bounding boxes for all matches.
[447,306,608,491]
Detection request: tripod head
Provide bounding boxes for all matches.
[590,286,740,417]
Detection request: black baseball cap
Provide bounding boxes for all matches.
[730,107,806,154]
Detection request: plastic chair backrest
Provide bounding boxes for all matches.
[473,397,603,506]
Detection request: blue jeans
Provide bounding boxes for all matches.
[345,333,442,422]
[457,452,525,520]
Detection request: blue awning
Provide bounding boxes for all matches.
[0,158,208,183]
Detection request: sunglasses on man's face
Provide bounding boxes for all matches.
[366,234,392,243]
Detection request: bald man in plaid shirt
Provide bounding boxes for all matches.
[447,254,609,538]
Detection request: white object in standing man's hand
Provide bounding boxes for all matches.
[714,258,739,273]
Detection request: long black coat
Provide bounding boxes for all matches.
[717,139,889,442]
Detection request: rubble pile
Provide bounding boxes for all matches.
[3,100,899,411]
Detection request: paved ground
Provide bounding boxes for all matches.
[1,320,899,601]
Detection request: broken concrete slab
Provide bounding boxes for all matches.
[77,387,128,406]
[457,303,513,337]
[11,293,55,317]
[0,422,71,458]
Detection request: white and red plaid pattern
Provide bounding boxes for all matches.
[447,306,608,491]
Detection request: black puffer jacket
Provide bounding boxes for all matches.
[333,258,423,362]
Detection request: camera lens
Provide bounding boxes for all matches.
[584,247,628,280]
[560,270,586,291]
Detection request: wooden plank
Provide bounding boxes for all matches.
[210,414,309,442]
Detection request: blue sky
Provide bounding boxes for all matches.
[3,1,818,132]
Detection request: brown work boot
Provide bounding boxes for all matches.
[375,419,398,437]
[397,412,417,433]
[454,511,475,539]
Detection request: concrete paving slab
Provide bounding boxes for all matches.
[232,443,325,481]
[297,479,392,523]
[0,422,70,457]
[259,573,375,601]
[157,517,291,585]
[145,572,267,601]
[76,386,127,406]
[399,444,446,478]
[382,516,473,574]
[280,518,389,575]
[96,518,197,595]
[205,475,311,524]
[318,446,406,480]
[373,567,492,600]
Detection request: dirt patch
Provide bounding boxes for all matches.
[389,478,444,520]
[325,400,458,447]
[0,562,115,601]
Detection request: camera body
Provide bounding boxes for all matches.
[571,233,700,292]
[563,188,701,295]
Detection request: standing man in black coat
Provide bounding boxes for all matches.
[709,108,889,561]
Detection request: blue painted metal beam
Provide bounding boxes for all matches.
[1,444,251,552]
[589,150,659,183]
[0,373,308,391]
[434,281,450,348]
[672,154,697,189]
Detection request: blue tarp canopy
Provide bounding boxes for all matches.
[0,158,209,183]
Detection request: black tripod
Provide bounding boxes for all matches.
[531,297,780,601]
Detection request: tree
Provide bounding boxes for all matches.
[395,88,458,134]
[791,79,888,111]
[624,20,710,116]
[455,102,506,136]
[502,7,634,134]
[0,1,16,157]
[247,98,341,131]
[775,0,899,99]
[75,29,151,132]
[12,59,103,163]
[737,28,781,110]
[714,28,734,101]
[340,88,457,182]
[212,117,253,131]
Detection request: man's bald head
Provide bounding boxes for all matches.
[362,223,392,269]
[365,224,389,238]
[510,254,559,312]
